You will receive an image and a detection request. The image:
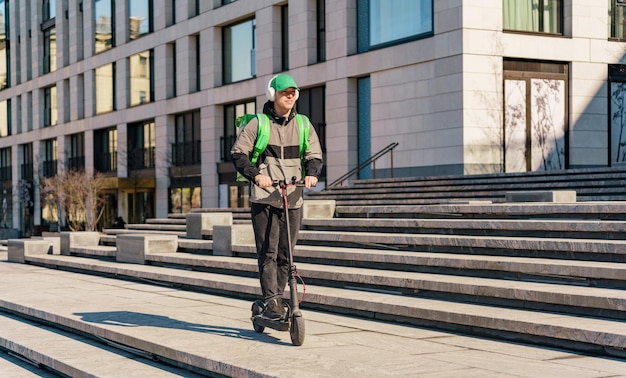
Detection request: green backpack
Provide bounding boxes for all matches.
[235,113,311,182]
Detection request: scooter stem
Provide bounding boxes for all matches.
[280,178,301,314]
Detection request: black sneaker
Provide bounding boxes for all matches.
[263,298,285,320]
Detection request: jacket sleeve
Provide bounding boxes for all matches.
[303,120,324,178]
[230,118,262,181]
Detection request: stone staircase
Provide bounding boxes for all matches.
[310,166,626,205]
[3,169,626,375]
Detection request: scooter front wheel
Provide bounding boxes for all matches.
[251,301,265,333]
[289,313,305,346]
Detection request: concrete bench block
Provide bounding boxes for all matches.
[302,200,336,219]
[7,239,54,263]
[60,232,101,255]
[32,236,61,255]
[186,212,233,239]
[213,224,255,256]
[505,190,576,203]
[116,234,179,264]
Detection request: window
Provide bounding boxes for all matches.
[357,0,433,53]
[43,0,56,21]
[95,0,115,53]
[357,77,372,179]
[195,35,200,91]
[42,138,57,177]
[167,42,176,97]
[43,27,56,74]
[503,0,563,34]
[128,120,155,170]
[317,0,326,62]
[297,86,327,181]
[94,127,117,173]
[191,0,199,17]
[503,60,568,172]
[169,187,201,214]
[0,99,10,137]
[222,0,237,5]
[129,0,153,40]
[43,85,57,127]
[172,110,201,166]
[68,133,85,171]
[0,147,11,182]
[222,100,255,162]
[223,18,256,84]
[129,50,153,106]
[95,63,116,114]
[0,0,10,90]
[21,143,33,180]
[281,5,289,70]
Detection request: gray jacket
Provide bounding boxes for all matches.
[231,102,323,208]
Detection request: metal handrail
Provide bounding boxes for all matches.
[327,142,399,188]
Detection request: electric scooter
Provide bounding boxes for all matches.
[251,177,306,346]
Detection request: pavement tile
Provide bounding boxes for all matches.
[2,252,626,377]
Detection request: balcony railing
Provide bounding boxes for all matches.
[94,151,118,173]
[67,156,85,171]
[171,140,201,166]
[42,160,58,177]
[21,163,34,181]
[128,147,155,170]
[220,135,237,162]
[0,166,11,182]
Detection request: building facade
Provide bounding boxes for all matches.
[0,0,625,234]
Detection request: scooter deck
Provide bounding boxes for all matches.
[252,315,290,331]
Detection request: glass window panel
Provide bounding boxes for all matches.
[503,0,562,34]
[129,50,153,106]
[43,0,56,21]
[611,81,626,162]
[129,0,152,40]
[0,99,8,137]
[0,0,9,90]
[504,80,528,172]
[44,86,57,126]
[530,79,565,170]
[95,0,115,53]
[369,0,432,46]
[44,27,56,73]
[95,63,115,114]
[223,19,255,83]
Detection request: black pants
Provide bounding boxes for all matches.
[251,202,301,301]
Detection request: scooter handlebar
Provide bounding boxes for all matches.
[273,176,304,188]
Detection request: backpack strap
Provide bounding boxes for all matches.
[295,114,310,159]
[249,114,270,165]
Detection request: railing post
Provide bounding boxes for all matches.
[391,149,394,178]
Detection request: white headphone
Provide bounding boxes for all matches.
[266,75,300,101]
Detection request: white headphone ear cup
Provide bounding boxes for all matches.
[294,90,299,101]
[266,75,278,101]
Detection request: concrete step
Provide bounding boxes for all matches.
[334,202,626,219]
[296,230,626,262]
[125,224,187,232]
[143,253,626,319]
[0,312,203,377]
[16,254,626,356]
[146,218,186,225]
[302,217,626,239]
[314,168,626,203]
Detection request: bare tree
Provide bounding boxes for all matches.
[40,170,107,231]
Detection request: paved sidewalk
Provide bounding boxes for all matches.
[0,252,625,377]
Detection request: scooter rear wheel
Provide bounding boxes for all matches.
[251,301,265,333]
[289,314,305,346]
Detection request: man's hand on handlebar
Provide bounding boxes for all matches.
[304,176,318,189]
[255,174,318,189]
[254,174,273,188]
